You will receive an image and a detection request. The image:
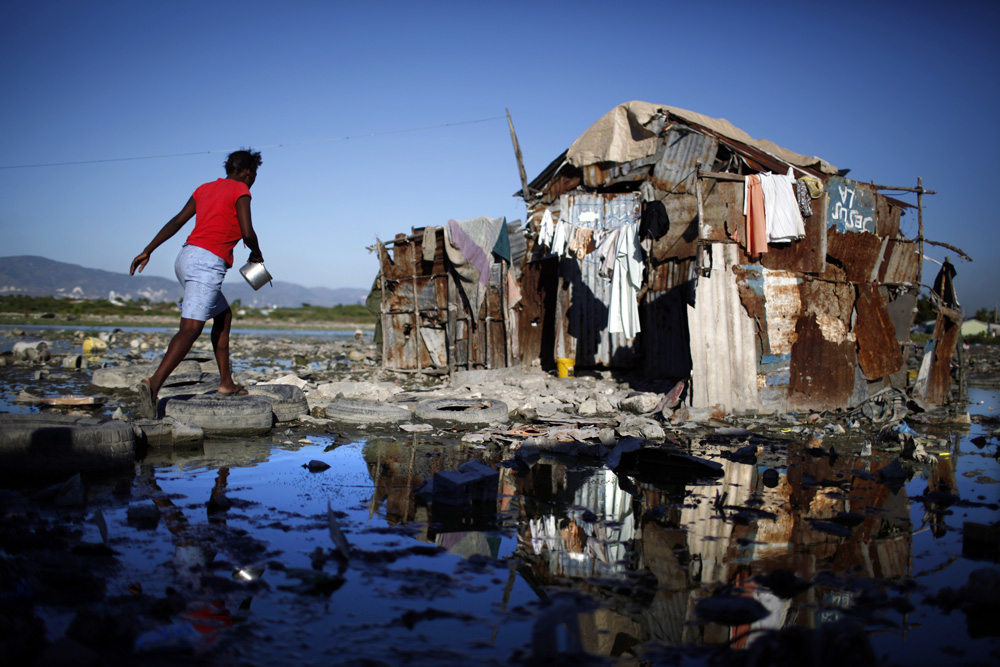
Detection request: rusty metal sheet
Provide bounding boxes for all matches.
[886,287,918,342]
[877,239,920,284]
[876,193,902,238]
[651,194,699,260]
[651,129,717,194]
[854,283,904,380]
[925,305,962,405]
[825,229,886,283]
[700,181,745,241]
[761,186,827,274]
[788,314,857,412]
[517,258,558,366]
[826,176,876,233]
[800,278,854,344]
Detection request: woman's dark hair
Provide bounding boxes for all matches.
[225,149,263,176]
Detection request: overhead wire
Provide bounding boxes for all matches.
[0,115,507,170]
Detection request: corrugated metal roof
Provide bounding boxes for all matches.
[651,129,717,194]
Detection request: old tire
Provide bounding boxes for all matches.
[158,373,221,398]
[414,398,509,425]
[0,414,137,475]
[325,399,412,425]
[163,394,273,438]
[248,384,308,422]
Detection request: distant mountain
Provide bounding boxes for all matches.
[0,256,369,308]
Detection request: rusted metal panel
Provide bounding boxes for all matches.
[854,283,904,379]
[687,243,759,412]
[825,176,876,233]
[788,313,857,412]
[651,194,699,260]
[800,277,854,344]
[517,258,558,366]
[377,224,514,371]
[651,129,717,194]
[877,238,920,284]
[876,193,902,238]
[700,180,744,241]
[825,229,886,283]
[761,186,827,274]
[925,305,962,405]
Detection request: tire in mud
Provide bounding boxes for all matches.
[324,399,412,425]
[0,414,137,475]
[163,394,273,437]
[414,398,509,425]
[248,384,309,422]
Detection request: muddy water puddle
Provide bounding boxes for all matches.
[2,392,997,665]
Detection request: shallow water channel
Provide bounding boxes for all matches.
[1,327,999,665]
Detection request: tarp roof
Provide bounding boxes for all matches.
[566,100,839,175]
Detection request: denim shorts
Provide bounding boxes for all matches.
[174,244,229,321]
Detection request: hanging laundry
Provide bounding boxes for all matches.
[758,169,805,243]
[492,220,511,263]
[538,209,555,248]
[795,179,812,218]
[608,222,643,338]
[422,225,441,262]
[595,227,621,279]
[567,225,595,258]
[743,174,767,256]
[638,200,670,240]
[550,216,570,256]
[800,176,824,199]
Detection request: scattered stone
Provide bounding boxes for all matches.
[305,460,331,472]
[618,414,665,440]
[399,423,433,433]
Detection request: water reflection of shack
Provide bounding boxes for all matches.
[372,101,967,412]
[505,436,914,655]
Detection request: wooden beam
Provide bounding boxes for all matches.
[507,108,531,200]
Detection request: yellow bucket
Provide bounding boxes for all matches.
[557,358,574,378]
[82,337,107,355]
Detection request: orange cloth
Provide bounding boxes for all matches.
[745,174,767,257]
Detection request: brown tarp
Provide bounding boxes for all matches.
[566,101,838,175]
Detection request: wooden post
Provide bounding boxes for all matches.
[484,280,490,369]
[507,108,531,201]
[917,176,924,287]
[502,261,511,368]
[410,237,421,371]
[377,238,387,367]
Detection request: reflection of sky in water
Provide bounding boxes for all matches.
[108,439,535,663]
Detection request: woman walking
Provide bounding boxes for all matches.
[130,149,265,419]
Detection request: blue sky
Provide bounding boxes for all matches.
[2,0,998,312]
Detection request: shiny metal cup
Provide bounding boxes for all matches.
[239,261,273,290]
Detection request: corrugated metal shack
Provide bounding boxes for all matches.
[373,220,526,372]
[517,100,947,414]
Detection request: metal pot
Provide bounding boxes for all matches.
[239,261,273,290]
